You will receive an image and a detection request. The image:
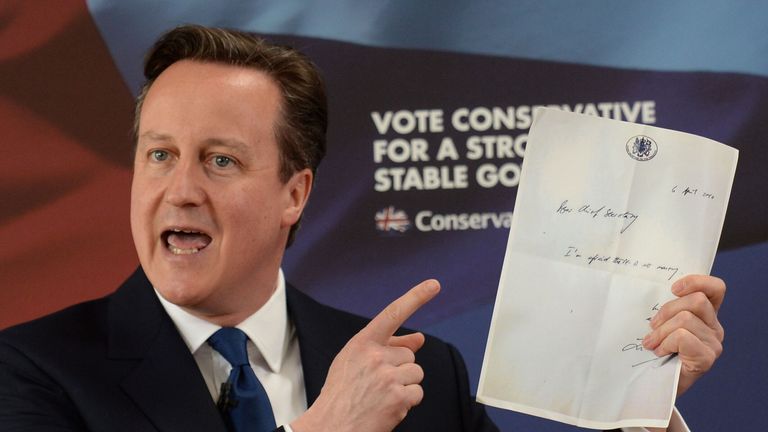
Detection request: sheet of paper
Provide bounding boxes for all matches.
[477,108,738,429]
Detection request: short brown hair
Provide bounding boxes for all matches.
[135,25,328,246]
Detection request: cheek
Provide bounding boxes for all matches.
[221,186,282,236]
[225,199,274,231]
[129,188,143,235]
[129,194,150,265]
[130,178,159,244]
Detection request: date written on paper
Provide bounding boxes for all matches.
[671,185,715,200]
[563,246,679,280]
[555,200,639,234]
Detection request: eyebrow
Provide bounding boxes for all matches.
[139,131,174,143]
[203,137,253,156]
[138,132,252,156]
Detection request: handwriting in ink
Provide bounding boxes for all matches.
[555,200,639,233]
[563,246,679,280]
[578,204,605,218]
[656,265,679,280]
[622,303,669,368]
[632,353,678,368]
[622,338,644,352]
[556,200,573,214]
[631,357,661,368]
[564,246,582,258]
[646,303,660,322]
[671,185,715,200]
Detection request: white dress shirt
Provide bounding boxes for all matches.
[155,270,690,432]
[156,269,305,430]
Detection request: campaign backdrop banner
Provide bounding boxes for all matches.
[1,2,766,430]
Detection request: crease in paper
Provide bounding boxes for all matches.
[477,108,738,429]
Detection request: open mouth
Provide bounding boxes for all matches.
[161,228,212,255]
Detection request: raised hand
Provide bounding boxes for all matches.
[291,280,441,432]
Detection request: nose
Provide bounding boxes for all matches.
[164,157,206,207]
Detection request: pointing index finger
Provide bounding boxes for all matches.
[362,280,440,343]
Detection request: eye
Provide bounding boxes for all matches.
[213,155,234,168]
[150,150,169,162]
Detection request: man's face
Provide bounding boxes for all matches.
[131,60,310,320]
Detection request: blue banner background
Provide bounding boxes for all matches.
[79,2,768,430]
[1,2,765,430]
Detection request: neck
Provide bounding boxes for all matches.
[182,272,280,327]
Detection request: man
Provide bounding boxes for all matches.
[0,25,724,432]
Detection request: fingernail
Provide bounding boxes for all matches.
[425,280,440,293]
[642,333,654,349]
[671,280,684,295]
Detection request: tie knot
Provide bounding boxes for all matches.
[208,327,250,367]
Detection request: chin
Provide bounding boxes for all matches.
[148,270,211,307]
[158,285,210,309]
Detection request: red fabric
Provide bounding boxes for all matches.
[0,0,137,328]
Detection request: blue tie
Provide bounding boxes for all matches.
[208,327,277,432]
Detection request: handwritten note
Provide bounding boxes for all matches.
[477,108,738,429]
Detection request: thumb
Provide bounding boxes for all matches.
[388,333,426,353]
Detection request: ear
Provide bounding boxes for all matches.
[281,168,313,228]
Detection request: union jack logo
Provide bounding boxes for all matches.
[375,206,411,233]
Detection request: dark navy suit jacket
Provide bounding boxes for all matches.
[0,268,497,431]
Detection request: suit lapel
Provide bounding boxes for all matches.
[106,273,362,427]
[108,268,226,432]
[286,284,365,406]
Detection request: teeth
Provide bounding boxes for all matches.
[168,245,200,255]
[171,228,201,234]
[165,228,207,255]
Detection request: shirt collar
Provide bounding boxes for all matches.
[155,269,290,373]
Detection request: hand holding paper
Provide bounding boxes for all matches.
[644,274,726,396]
[477,108,737,429]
